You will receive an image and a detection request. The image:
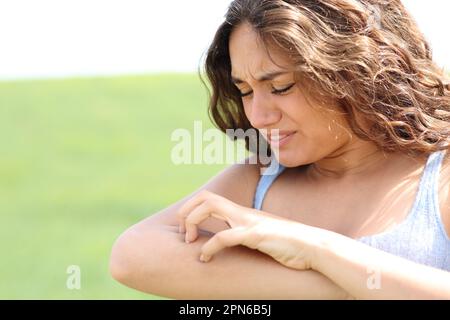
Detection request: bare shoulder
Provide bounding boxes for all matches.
[439,149,450,236]
[132,155,263,233]
[440,149,450,184]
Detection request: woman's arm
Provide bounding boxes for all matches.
[313,163,450,299]
[313,231,450,299]
[111,223,350,299]
[174,186,450,300]
[109,159,352,299]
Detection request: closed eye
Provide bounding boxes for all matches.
[239,83,296,97]
[272,83,296,95]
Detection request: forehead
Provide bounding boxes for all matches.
[229,23,292,80]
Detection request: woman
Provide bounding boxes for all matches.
[110,0,450,299]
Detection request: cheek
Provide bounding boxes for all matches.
[280,97,306,122]
[319,117,351,144]
[242,102,250,119]
[283,102,326,131]
[280,90,319,122]
[293,108,347,142]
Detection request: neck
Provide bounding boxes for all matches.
[306,141,407,182]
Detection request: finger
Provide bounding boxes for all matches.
[176,193,205,234]
[184,202,209,243]
[176,209,186,234]
[185,200,230,243]
[176,190,217,234]
[200,227,247,262]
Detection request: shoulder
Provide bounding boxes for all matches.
[137,155,264,231]
[439,149,450,236]
[440,149,450,184]
[205,154,263,208]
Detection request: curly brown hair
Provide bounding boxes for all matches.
[200,0,450,158]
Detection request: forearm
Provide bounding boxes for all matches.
[111,225,351,299]
[313,231,450,299]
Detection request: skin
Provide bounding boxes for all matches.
[230,22,415,179]
[110,22,450,299]
[110,162,353,299]
[176,190,450,299]
[230,22,450,239]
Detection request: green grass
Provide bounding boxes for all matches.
[0,73,233,299]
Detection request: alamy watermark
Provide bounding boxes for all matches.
[366,265,381,290]
[170,121,281,175]
[66,265,81,290]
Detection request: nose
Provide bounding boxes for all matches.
[246,91,281,129]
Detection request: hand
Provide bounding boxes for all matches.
[176,190,326,270]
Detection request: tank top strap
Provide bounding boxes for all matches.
[417,150,448,230]
[253,159,286,210]
[357,150,450,271]
[415,150,447,208]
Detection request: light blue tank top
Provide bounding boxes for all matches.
[253,151,450,271]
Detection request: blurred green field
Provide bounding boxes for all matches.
[0,73,233,299]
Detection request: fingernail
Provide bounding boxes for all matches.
[200,254,210,262]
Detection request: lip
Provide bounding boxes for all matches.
[267,130,297,148]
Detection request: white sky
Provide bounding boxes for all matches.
[0,0,448,80]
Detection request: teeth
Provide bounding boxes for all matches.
[270,135,289,141]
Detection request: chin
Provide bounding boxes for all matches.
[273,148,311,168]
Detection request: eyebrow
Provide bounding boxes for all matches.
[231,71,289,84]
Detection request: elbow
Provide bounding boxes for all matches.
[109,230,135,285]
[109,228,149,287]
[109,223,181,297]
[109,225,168,295]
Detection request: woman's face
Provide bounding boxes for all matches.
[229,23,355,168]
